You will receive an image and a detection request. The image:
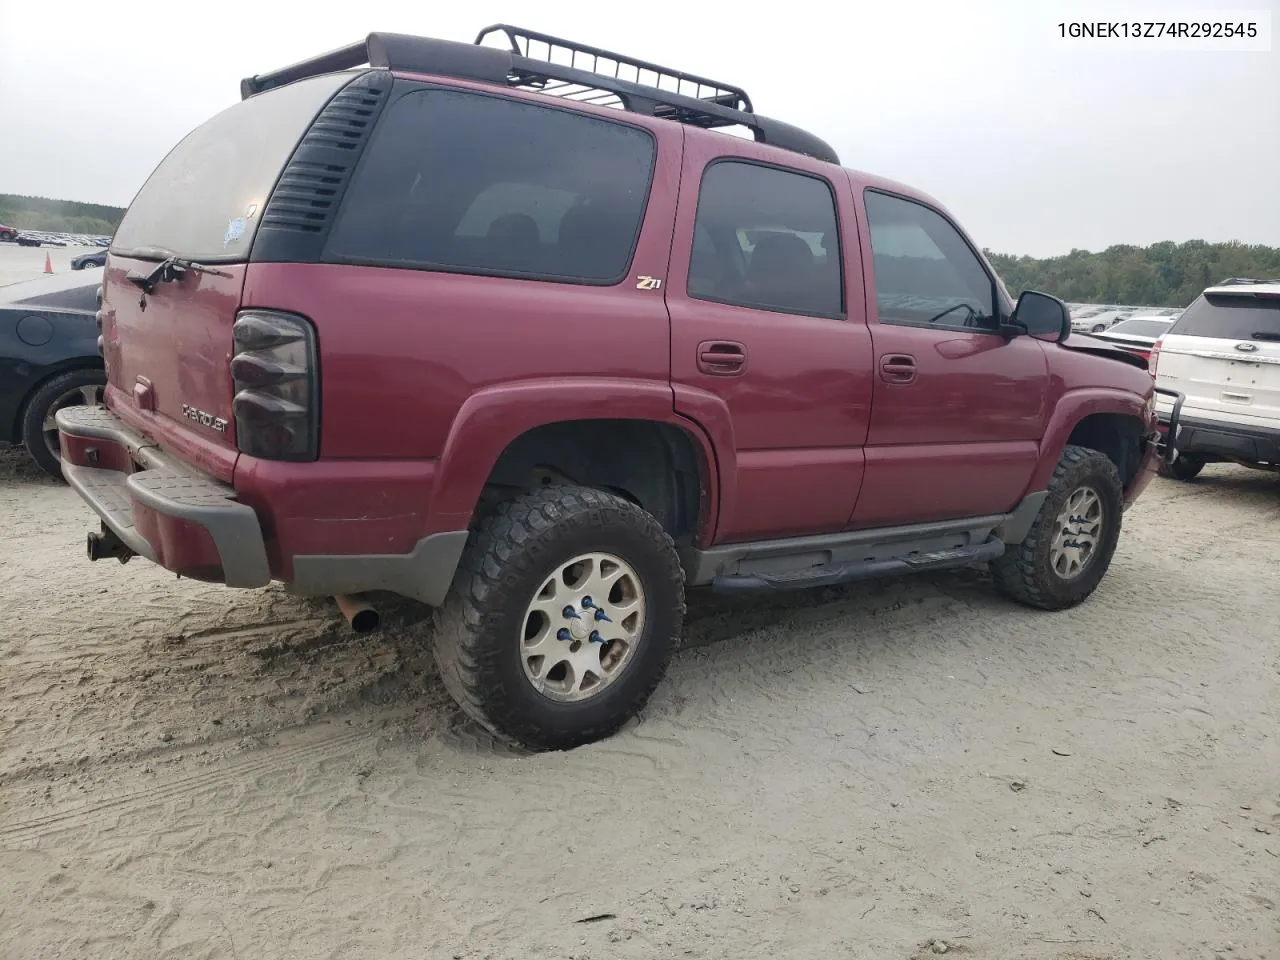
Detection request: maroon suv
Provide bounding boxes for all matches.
[58,26,1163,750]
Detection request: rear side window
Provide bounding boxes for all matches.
[112,73,351,261]
[326,89,656,284]
[864,190,996,331]
[1169,293,1280,340]
[687,161,843,318]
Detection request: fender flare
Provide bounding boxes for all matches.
[424,377,729,546]
[1028,387,1150,492]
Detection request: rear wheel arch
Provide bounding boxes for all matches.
[479,418,710,544]
[427,380,725,545]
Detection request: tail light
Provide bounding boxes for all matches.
[231,310,318,461]
[1149,337,1163,378]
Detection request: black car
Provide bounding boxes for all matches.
[70,249,108,270]
[0,273,105,479]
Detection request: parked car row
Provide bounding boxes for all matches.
[1069,303,1181,334]
[1,229,111,249]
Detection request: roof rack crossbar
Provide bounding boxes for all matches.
[239,29,839,165]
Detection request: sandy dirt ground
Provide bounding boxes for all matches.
[1,445,1277,960]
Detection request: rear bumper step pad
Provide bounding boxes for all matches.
[55,406,271,588]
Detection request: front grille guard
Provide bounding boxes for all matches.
[1152,387,1186,465]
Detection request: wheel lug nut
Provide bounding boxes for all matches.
[557,628,571,642]
[589,630,604,644]
[561,606,580,619]
[581,596,595,609]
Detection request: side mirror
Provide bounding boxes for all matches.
[1011,290,1071,343]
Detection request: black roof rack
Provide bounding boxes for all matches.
[239,28,839,165]
[473,24,753,114]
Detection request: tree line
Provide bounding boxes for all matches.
[0,194,125,238]
[985,240,1280,308]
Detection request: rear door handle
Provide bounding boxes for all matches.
[697,340,747,376]
[879,354,917,384]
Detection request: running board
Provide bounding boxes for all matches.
[710,538,1006,594]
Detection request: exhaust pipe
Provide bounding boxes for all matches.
[334,594,380,633]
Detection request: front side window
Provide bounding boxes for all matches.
[327,89,657,283]
[864,190,996,331]
[687,161,843,318]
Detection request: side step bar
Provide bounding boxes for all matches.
[711,538,1006,594]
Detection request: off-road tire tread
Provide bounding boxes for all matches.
[432,485,686,750]
[991,444,1123,611]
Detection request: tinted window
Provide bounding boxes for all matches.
[327,89,656,283]
[1108,318,1173,337]
[864,190,996,330]
[1169,293,1280,340]
[688,162,843,318]
[113,72,350,261]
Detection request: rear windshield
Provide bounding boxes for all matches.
[112,72,351,262]
[1169,293,1280,340]
[325,88,656,283]
[1108,318,1172,337]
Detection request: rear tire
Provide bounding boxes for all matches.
[432,485,686,751]
[21,369,106,481]
[991,445,1124,611]
[1158,454,1205,481]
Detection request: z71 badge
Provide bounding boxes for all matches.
[181,404,229,433]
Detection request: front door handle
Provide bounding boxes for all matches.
[879,354,916,384]
[697,340,747,376]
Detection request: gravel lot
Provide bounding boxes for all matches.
[1,446,1277,960]
[1,246,1277,959]
[0,243,97,288]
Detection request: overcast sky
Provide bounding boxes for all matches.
[1,0,1276,256]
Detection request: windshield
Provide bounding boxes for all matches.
[112,72,351,262]
[1169,293,1280,340]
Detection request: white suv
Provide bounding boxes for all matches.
[1152,278,1280,480]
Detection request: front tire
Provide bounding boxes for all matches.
[432,485,686,751]
[991,445,1124,611]
[1158,454,1205,481]
[21,369,106,481]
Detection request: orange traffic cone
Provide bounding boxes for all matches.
[43,252,53,274]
